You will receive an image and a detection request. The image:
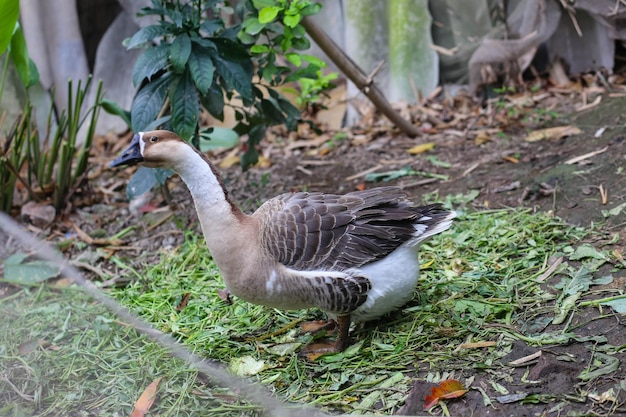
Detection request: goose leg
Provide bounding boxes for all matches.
[300,315,351,358]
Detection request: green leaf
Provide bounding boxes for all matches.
[0,0,19,55]
[144,115,171,131]
[200,19,223,36]
[9,24,35,87]
[241,17,266,36]
[283,14,301,28]
[291,36,310,50]
[200,83,225,121]
[285,52,301,67]
[212,37,251,61]
[132,43,169,86]
[602,202,626,218]
[188,45,214,95]
[578,353,619,381]
[300,53,327,68]
[169,71,199,140]
[569,245,608,261]
[127,167,157,200]
[127,24,166,49]
[260,98,286,124]
[199,127,239,151]
[252,0,277,8]
[300,3,322,16]
[250,44,270,54]
[101,98,131,127]
[210,51,253,102]
[169,34,192,73]
[3,253,60,284]
[131,74,171,131]
[258,6,281,24]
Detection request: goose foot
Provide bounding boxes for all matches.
[300,319,338,334]
[300,315,351,360]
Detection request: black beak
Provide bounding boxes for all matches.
[110,134,144,168]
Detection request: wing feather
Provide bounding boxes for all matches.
[256,187,453,271]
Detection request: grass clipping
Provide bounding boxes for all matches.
[4,205,620,415]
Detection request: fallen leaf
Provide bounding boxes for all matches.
[474,130,492,145]
[524,125,581,142]
[18,339,51,355]
[407,142,435,154]
[130,377,162,417]
[424,379,468,410]
[176,293,191,311]
[502,156,519,163]
[219,154,241,169]
[457,341,497,349]
[229,356,266,376]
[3,253,60,284]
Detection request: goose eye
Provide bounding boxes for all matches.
[150,136,158,143]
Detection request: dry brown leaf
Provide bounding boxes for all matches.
[457,341,497,349]
[218,154,241,169]
[130,377,163,417]
[524,126,581,142]
[474,130,492,145]
[255,155,271,169]
[407,142,435,154]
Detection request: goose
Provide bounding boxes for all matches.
[110,130,456,354]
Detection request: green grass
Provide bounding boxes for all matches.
[3,206,622,415]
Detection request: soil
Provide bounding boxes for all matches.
[4,90,626,415]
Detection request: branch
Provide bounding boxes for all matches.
[301,17,420,137]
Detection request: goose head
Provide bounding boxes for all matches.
[110,130,191,169]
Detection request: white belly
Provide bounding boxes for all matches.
[350,245,421,322]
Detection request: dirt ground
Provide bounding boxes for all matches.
[3,88,626,415]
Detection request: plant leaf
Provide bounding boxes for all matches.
[129,377,162,417]
[3,253,60,284]
[283,14,301,28]
[127,167,156,200]
[188,44,214,95]
[424,379,468,410]
[601,296,626,313]
[200,83,225,121]
[169,34,192,73]
[127,24,166,49]
[408,142,435,154]
[0,0,19,55]
[525,126,581,142]
[258,6,281,23]
[229,356,266,376]
[9,24,36,87]
[199,127,239,151]
[569,245,609,261]
[131,75,171,132]
[132,44,169,87]
[210,51,253,102]
[169,71,199,140]
[100,99,131,128]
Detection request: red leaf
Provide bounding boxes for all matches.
[424,379,468,410]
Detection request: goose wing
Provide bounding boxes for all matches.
[257,186,449,271]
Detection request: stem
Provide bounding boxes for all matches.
[300,17,420,137]
[579,294,626,307]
